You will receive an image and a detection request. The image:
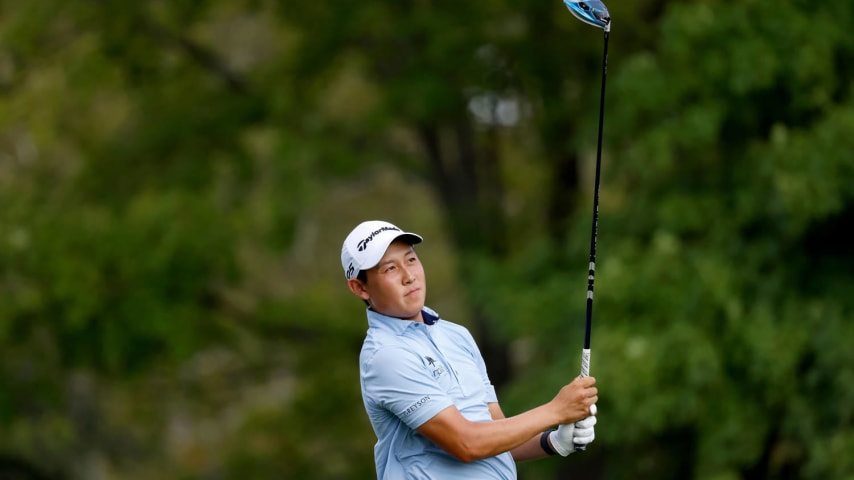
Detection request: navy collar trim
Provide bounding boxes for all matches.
[422,309,439,325]
[366,307,441,329]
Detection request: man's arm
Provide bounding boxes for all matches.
[415,376,597,463]
[488,403,553,462]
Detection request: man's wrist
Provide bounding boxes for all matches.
[540,430,558,456]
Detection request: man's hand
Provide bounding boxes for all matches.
[548,415,597,457]
[551,375,598,425]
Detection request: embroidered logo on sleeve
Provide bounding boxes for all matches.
[402,395,431,417]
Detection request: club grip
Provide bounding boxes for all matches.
[575,348,594,451]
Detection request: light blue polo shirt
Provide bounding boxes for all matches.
[360,306,517,479]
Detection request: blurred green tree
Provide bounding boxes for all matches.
[0,0,852,479]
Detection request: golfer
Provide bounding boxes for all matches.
[342,220,598,479]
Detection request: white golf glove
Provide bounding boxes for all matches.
[548,415,597,456]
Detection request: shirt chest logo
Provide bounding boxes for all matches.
[424,356,446,379]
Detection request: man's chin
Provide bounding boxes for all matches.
[403,302,426,321]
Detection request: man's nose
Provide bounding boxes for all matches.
[403,266,416,283]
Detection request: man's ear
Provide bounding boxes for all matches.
[347,278,370,301]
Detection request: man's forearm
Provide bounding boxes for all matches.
[510,434,552,462]
[471,406,561,460]
[491,402,555,461]
[419,403,561,462]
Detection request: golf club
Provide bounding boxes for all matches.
[563,0,610,451]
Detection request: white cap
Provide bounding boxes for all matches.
[341,220,423,280]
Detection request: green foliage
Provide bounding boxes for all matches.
[482,1,854,478]
[1,0,852,478]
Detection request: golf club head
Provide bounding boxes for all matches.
[563,1,611,30]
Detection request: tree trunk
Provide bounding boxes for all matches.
[418,120,512,389]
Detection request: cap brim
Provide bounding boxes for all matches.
[359,232,423,272]
[396,233,423,246]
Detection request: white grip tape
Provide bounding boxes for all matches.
[580,349,597,417]
[580,348,591,377]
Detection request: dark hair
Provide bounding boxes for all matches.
[357,270,370,306]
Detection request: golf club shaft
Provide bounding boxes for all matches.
[584,29,609,354]
[576,28,608,451]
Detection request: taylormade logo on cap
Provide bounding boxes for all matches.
[341,220,423,280]
[357,225,402,252]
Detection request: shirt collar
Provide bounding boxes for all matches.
[422,308,439,325]
[366,306,441,335]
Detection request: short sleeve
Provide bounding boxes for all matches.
[362,346,455,430]
[460,327,498,403]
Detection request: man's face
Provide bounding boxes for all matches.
[361,240,426,321]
